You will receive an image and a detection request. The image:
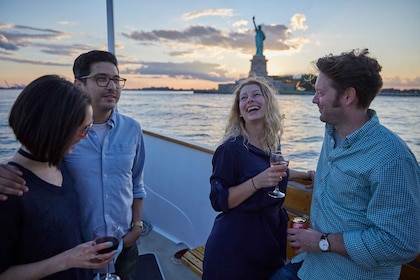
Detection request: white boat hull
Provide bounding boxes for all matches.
[142,130,217,249]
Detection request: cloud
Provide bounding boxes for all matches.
[0,55,71,67]
[122,23,305,54]
[1,18,308,84]
[34,43,95,56]
[383,76,420,89]
[183,9,234,20]
[0,49,12,55]
[14,25,64,34]
[57,21,77,26]
[122,25,225,43]
[121,60,234,82]
[0,23,13,28]
[0,24,70,51]
[119,22,307,83]
[0,34,18,50]
[233,20,248,27]
[290,14,308,31]
[0,23,98,66]
[167,50,194,57]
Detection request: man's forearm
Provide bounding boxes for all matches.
[131,198,143,223]
[328,233,348,257]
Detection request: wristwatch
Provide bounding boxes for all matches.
[319,233,330,252]
[131,220,144,230]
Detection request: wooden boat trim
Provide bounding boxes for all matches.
[143,129,214,155]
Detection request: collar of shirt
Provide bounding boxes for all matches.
[326,109,378,149]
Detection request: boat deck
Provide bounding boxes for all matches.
[137,229,200,280]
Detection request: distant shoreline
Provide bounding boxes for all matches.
[192,89,420,97]
[1,87,419,97]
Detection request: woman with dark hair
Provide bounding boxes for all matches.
[0,75,115,279]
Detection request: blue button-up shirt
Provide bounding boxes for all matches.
[294,110,420,279]
[63,110,146,241]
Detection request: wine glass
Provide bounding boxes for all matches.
[93,223,121,280]
[268,151,289,198]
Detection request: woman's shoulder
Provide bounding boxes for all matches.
[214,137,252,160]
[217,136,245,150]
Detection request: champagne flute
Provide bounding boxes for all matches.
[268,151,289,198]
[93,224,120,280]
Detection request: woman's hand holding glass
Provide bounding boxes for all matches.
[61,240,115,270]
[251,162,287,192]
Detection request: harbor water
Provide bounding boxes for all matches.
[1,89,419,171]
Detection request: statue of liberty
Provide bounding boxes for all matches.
[253,16,265,56]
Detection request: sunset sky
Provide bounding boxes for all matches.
[1,0,419,90]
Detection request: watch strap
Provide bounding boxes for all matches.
[319,233,330,252]
[131,220,144,230]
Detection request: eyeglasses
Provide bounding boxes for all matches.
[77,122,93,137]
[79,74,127,88]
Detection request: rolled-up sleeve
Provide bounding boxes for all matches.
[343,157,420,268]
[209,145,235,212]
[132,127,147,199]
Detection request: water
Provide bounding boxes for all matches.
[1,89,419,171]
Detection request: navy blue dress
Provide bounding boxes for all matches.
[203,136,289,280]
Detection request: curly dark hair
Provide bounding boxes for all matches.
[313,48,383,108]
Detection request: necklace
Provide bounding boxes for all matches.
[17,148,47,162]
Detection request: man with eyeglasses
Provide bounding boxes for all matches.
[65,50,146,280]
[53,50,146,280]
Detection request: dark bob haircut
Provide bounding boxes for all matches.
[9,75,91,166]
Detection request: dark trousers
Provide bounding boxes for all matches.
[270,260,303,280]
[114,244,138,280]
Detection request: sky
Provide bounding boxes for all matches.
[0,0,419,90]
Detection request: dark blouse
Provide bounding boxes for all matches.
[203,136,289,280]
[0,163,90,279]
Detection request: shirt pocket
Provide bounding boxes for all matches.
[326,165,371,212]
[107,144,137,171]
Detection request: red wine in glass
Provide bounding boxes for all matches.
[95,236,119,254]
[93,223,121,280]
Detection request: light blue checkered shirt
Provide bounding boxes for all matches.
[293,110,420,279]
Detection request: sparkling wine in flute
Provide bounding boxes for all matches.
[270,161,289,172]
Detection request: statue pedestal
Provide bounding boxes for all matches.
[249,55,268,78]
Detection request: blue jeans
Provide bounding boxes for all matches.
[270,261,303,280]
[114,244,138,280]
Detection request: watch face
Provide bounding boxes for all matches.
[319,239,329,251]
